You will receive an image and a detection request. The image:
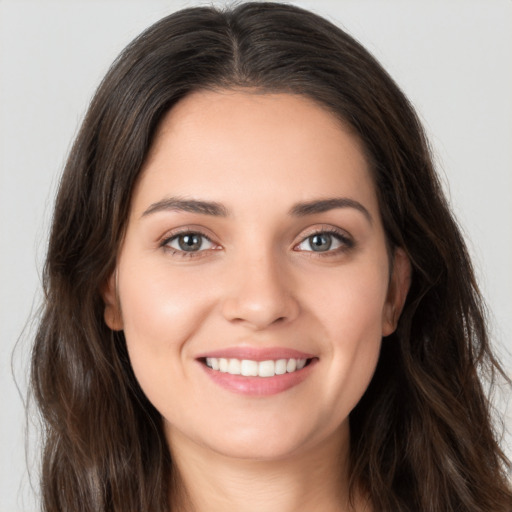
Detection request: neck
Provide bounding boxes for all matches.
[167,423,368,512]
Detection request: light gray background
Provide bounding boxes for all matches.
[1,1,511,510]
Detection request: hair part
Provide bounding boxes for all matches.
[31,3,511,511]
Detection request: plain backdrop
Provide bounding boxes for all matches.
[1,1,511,510]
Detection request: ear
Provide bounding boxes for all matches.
[382,247,411,336]
[101,271,123,331]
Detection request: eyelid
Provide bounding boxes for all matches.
[159,225,216,244]
[293,225,354,254]
[166,233,215,249]
[159,226,221,258]
[158,224,354,258]
[297,224,351,239]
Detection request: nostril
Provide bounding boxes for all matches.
[220,270,301,329]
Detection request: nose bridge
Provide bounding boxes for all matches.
[221,241,299,330]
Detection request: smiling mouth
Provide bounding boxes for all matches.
[201,357,315,377]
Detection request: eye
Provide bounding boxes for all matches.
[295,229,353,254]
[163,231,216,254]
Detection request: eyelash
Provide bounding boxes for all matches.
[160,227,354,259]
[296,227,354,257]
[161,229,217,259]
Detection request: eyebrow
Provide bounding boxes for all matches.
[142,196,372,223]
[142,197,229,217]
[289,197,372,223]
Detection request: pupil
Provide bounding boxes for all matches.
[311,234,331,251]
[179,234,201,251]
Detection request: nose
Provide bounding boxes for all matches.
[221,250,300,331]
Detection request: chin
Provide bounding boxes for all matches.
[209,434,307,462]
[200,416,340,463]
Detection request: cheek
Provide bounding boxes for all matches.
[119,260,212,339]
[305,261,388,410]
[116,258,215,386]
[310,260,389,344]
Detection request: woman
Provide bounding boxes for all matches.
[31,2,512,511]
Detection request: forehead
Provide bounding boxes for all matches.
[133,90,378,218]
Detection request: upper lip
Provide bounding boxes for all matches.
[195,347,316,362]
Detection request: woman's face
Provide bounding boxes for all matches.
[104,90,409,461]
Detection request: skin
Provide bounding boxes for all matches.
[103,90,410,511]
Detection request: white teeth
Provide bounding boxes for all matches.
[240,359,259,376]
[219,358,228,372]
[204,357,310,377]
[286,358,297,372]
[206,357,220,370]
[259,360,275,377]
[227,358,241,375]
[275,359,287,375]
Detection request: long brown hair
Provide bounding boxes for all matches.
[31,3,511,511]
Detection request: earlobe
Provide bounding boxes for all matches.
[382,247,411,336]
[102,271,123,331]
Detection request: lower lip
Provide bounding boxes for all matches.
[198,359,318,396]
